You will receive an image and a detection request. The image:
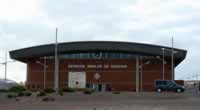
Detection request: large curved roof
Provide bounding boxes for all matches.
[10,41,187,64]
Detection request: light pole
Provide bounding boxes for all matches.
[5,52,7,80]
[36,57,48,89]
[162,47,178,80]
[54,28,59,93]
[171,37,174,80]
[0,52,15,80]
[139,58,150,92]
[162,48,165,80]
[156,55,166,80]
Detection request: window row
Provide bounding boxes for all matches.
[56,52,140,59]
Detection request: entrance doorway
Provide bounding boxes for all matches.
[93,84,103,92]
[86,83,111,92]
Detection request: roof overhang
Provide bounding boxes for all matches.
[9,41,187,65]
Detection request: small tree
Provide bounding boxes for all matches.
[9,85,26,93]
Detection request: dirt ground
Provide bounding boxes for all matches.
[0,92,200,110]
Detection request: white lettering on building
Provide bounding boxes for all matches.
[110,65,128,69]
[68,65,85,68]
[68,64,128,69]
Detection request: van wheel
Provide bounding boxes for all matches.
[157,88,162,93]
[176,89,182,93]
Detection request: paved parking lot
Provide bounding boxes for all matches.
[0,92,200,110]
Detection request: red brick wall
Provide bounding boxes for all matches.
[26,59,172,91]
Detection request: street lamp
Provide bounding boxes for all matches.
[139,59,151,92]
[156,55,166,80]
[160,48,178,80]
[54,28,59,93]
[162,48,165,80]
[0,52,15,80]
[36,57,48,89]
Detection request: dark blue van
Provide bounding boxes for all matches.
[154,80,185,93]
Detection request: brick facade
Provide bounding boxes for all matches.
[26,58,172,92]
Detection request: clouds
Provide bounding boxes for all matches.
[0,0,200,81]
[0,0,43,22]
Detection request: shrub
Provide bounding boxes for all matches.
[59,91,64,96]
[37,91,46,97]
[42,97,55,102]
[16,91,32,97]
[83,89,95,95]
[7,94,17,99]
[75,88,88,91]
[44,88,55,94]
[7,94,13,98]
[0,89,8,93]
[112,91,120,94]
[62,87,76,92]
[9,85,26,93]
[42,97,50,102]
[24,91,32,96]
[17,92,25,97]
[50,97,55,101]
[30,89,38,92]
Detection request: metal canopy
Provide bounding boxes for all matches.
[9,41,187,64]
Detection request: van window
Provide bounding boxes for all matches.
[167,81,176,86]
[163,81,167,85]
[156,81,166,85]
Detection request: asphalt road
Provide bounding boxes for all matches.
[0,92,200,110]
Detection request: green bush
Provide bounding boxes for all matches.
[44,88,55,93]
[7,94,13,98]
[17,92,25,97]
[23,91,32,96]
[0,89,8,93]
[9,85,26,93]
[42,97,55,102]
[42,97,50,102]
[16,91,32,97]
[83,89,95,95]
[62,87,76,92]
[37,91,46,97]
[50,97,55,101]
[75,88,89,91]
[25,92,32,96]
[112,91,120,94]
[59,91,64,96]
[30,90,38,92]
[7,94,17,99]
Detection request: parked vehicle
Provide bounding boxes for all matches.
[154,80,185,93]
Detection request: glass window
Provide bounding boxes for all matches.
[101,52,107,59]
[120,53,126,59]
[93,52,102,59]
[168,81,176,86]
[114,53,120,59]
[54,52,148,59]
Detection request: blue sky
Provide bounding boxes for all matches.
[0,0,200,82]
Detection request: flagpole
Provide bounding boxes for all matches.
[171,37,174,80]
[5,52,7,80]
